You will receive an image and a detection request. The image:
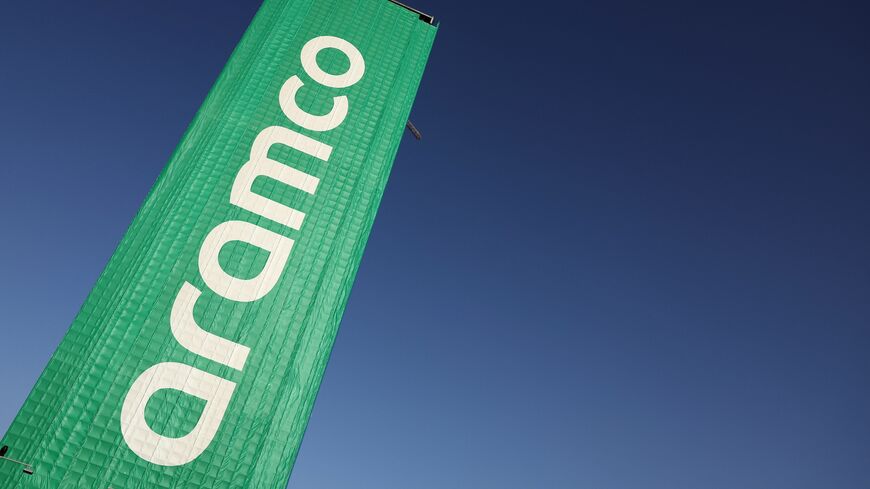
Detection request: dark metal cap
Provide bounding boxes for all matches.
[387,0,436,25]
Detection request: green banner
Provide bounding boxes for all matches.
[0,1,436,487]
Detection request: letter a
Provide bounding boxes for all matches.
[120,362,236,466]
[199,220,294,302]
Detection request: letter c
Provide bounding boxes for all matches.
[279,75,348,131]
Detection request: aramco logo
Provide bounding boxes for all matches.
[119,35,365,467]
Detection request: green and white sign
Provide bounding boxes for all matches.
[0,0,436,487]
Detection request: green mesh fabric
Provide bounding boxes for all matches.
[0,1,435,487]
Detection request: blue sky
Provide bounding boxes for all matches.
[1,1,868,487]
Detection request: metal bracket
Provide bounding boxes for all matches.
[387,0,436,24]
[0,446,34,475]
[406,120,422,140]
[0,455,34,475]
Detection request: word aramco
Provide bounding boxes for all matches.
[119,35,365,467]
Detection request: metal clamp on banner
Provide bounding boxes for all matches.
[0,446,34,475]
[387,0,435,24]
[406,120,422,140]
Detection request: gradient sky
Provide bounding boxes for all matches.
[1,1,869,488]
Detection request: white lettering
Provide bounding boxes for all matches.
[230,126,327,230]
[120,362,236,467]
[279,75,348,131]
[300,36,365,89]
[199,220,294,303]
[170,282,250,370]
[121,34,367,467]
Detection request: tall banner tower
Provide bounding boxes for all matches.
[0,0,436,487]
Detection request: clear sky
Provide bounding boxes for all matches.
[0,1,868,488]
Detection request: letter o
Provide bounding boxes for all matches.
[300,36,365,89]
